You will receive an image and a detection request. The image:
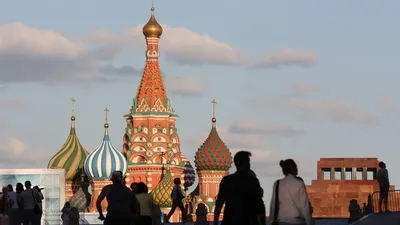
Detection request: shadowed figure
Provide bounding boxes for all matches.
[195,203,209,225]
[97,171,140,225]
[165,178,186,223]
[348,199,362,223]
[366,194,373,215]
[377,161,390,213]
[214,151,266,225]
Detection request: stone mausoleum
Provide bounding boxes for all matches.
[306,158,396,218]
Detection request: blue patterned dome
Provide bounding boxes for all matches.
[84,120,128,179]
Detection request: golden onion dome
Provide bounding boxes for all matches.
[142,7,163,38]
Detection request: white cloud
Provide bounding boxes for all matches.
[253,96,375,124]
[228,119,305,136]
[0,22,317,84]
[0,23,86,59]
[0,137,51,168]
[85,25,248,66]
[84,25,317,68]
[251,48,317,68]
[165,76,208,96]
[0,23,124,84]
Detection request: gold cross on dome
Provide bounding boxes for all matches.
[104,108,109,123]
[71,98,76,116]
[211,100,217,118]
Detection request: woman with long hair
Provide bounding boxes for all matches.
[269,159,312,225]
[135,182,153,225]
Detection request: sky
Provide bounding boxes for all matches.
[1,0,400,212]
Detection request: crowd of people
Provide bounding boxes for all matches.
[0,181,44,225]
[0,152,390,225]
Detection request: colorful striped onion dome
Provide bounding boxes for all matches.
[151,165,185,208]
[194,117,232,171]
[183,161,195,188]
[84,121,128,179]
[48,115,89,181]
[69,186,87,211]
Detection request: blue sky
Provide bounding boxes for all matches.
[1,0,400,211]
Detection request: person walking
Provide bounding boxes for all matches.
[377,161,390,212]
[135,182,153,225]
[97,171,140,225]
[213,151,266,225]
[165,178,186,223]
[269,159,312,225]
[19,181,42,225]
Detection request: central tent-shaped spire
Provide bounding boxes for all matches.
[131,4,173,114]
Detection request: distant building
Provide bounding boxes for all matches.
[306,158,396,218]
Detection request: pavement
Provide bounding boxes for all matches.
[350,212,400,225]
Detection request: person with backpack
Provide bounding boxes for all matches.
[164,178,186,223]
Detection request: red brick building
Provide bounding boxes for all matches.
[306,158,395,218]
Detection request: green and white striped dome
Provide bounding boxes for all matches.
[48,116,89,181]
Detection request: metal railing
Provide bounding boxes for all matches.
[371,189,400,212]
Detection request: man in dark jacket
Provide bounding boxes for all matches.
[97,171,140,225]
[214,151,266,225]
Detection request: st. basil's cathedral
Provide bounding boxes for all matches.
[47,5,232,223]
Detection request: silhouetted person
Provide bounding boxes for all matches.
[19,181,41,225]
[348,199,362,223]
[365,194,373,215]
[165,178,186,223]
[214,151,266,225]
[15,183,24,224]
[6,184,20,225]
[69,206,80,225]
[97,171,140,225]
[270,159,312,225]
[33,186,44,224]
[195,203,208,225]
[136,182,153,225]
[131,182,138,194]
[377,161,390,212]
[61,201,71,225]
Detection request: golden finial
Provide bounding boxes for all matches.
[71,98,76,121]
[211,100,217,125]
[104,108,109,129]
[142,0,163,38]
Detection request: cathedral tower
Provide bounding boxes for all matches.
[192,100,232,221]
[122,5,187,191]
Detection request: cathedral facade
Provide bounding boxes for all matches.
[47,5,231,223]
